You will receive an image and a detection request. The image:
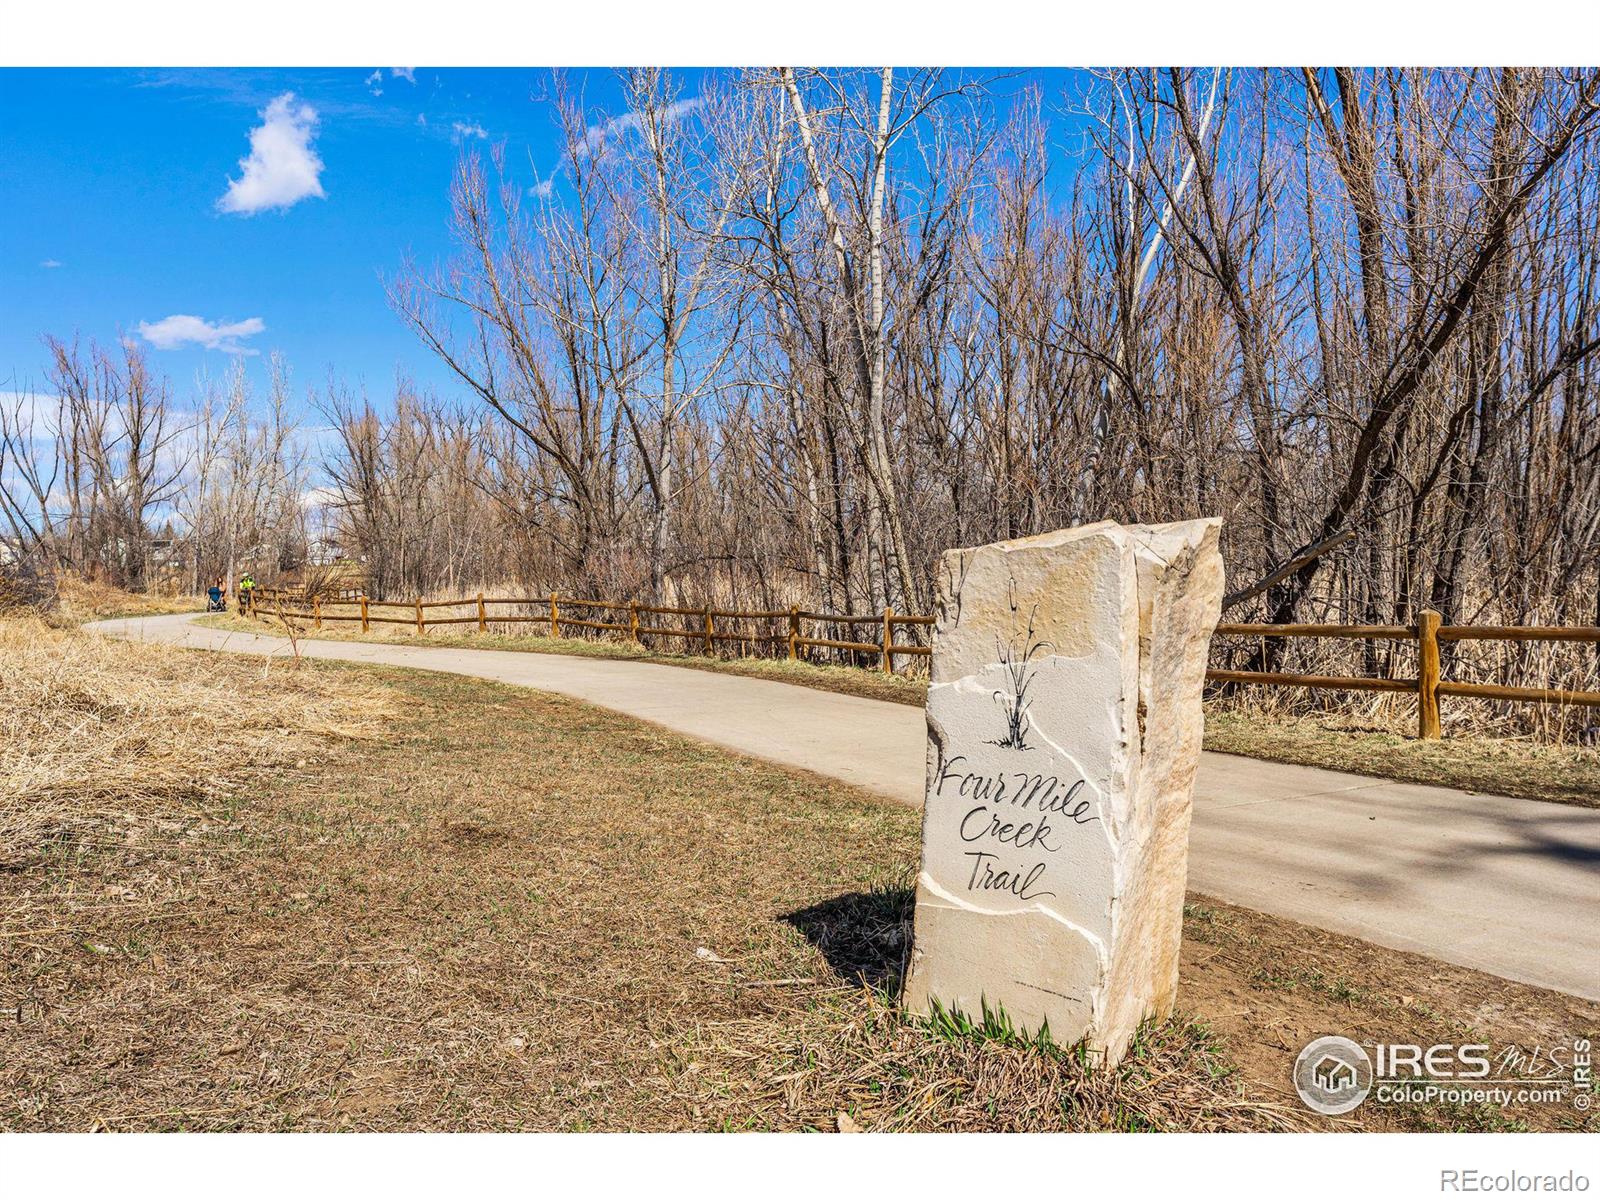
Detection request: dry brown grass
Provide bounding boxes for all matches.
[3,659,1589,1132]
[0,616,396,873]
[1206,707,1600,808]
[686,956,1309,1132]
[1211,628,1600,744]
[53,576,206,624]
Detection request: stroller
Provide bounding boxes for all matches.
[206,584,227,613]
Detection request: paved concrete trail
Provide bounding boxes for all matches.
[95,613,1600,1001]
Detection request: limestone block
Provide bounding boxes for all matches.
[902,518,1223,1066]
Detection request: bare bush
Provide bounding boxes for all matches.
[0,550,58,615]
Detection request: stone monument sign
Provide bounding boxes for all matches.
[902,518,1223,1067]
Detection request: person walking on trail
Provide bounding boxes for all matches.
[238,572,255,613]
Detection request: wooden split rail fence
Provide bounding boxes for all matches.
[1209,611,1600,739]
[249,588,936,674]
[247,588,1600,739]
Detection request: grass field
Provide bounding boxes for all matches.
[54,576,207,624]
[4,634,1593,1132]
[203,612,1600,808]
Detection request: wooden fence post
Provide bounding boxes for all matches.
[360,595,369,633]
[313,596,322,631]
[415,599,424,636]
[1418,608,1442,740]
[550,591,560,639]
[630,601,641,644]
[703,607,714,656]
[882,606,894,674]
[477,592,487,634]
[788,606,799,661]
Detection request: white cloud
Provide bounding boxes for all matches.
[391,68,416,84]
[216,93,327,216]
[452,121,488,141]
[136,314,266,355]
[580,98,700,157]
[40,259,62,269]
[416,112,427,127]
[365,70,383,97]
[0,390,63,432]
[533,97,701,197]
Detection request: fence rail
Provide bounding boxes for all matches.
[249,589,936,674]
[245,589,1600,738]
[1210,610,1600,737]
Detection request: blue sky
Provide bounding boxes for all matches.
[1,67,1074,417]
[0,67,681,407]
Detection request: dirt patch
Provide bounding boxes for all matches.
[1178,898,1596,1131]
[4,660,1590,1131]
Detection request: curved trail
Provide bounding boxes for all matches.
[93,612,1600,1000]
